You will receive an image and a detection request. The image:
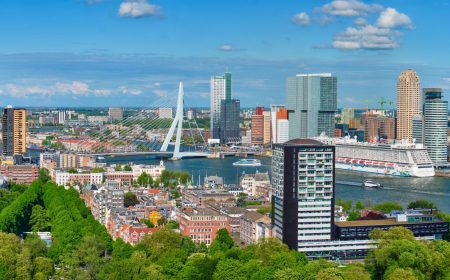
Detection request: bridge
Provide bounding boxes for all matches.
[71,82,210,160]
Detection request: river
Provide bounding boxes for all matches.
[102,155,450,212]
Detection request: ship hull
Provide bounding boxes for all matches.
[335,162,434,177]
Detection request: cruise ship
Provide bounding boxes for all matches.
[315,136,435,177]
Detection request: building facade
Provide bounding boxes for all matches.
[396,69,420,141]
[220,99,240,144]
[286,74,337,139]
[2,106,26,156]
[272,139,335,250]
[109,107,123,121]
[423,88,448,164]
[210,72,231,139]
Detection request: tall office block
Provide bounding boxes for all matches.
[2,106,27,156]
[219,99,240,144]
[58,111,66,125]
[286,74,337,139]
[251,114,264,145]
[210,72,231,139]
[341,108,355,125]
[396,70,420,141]
[263,111,271,144]
[270,105,286,143]
[272,139,335,250]
[109,107,123,121]
[276,119,289,143]
[423,88,448,164]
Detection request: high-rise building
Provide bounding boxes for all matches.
[341,108,355,125]
[412,114,423,144]
[270,105,286,143]
[210,72,231,139]
[109,107,123,121]
[276,120,289,144]
[58,111,66,125]
[2,106,27,157]
[396,70,420,141]
[251,114,264,145]
[262,111,271,144]
[219,99,241,144]
[272,139,335,250]
[363,113,395,142]
[423,88,448,164]
[286,73,337,139]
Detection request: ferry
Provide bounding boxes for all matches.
[362,179,382,188]
[315,135,435,178]
[233,159,262,167]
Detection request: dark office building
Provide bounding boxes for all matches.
[219,99,240,144]
[272,139,335,250]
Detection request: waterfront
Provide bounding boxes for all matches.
[104,155,450,212]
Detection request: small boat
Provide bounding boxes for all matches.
[97,156,105,161]
[362,179,382,188]
[233,159,262,167]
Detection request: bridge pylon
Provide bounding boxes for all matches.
[160,82,184,159]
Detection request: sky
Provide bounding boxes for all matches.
[0,0,449,108]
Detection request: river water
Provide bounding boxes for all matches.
[102,155,450,212]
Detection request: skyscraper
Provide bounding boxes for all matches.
[58,111,66,125]
[396,69,420,141]
[272,139,335,250]
[286,73,337,139]
[219,99,240,144]
[210,72,231,139]
[423,88,448,164]
[341,108,355,125]
[2,106,27,156]
[109,107,123,121]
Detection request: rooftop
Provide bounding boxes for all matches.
[284,139,324,146]
[335,218,443,227]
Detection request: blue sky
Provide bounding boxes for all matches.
[0,0,449,108]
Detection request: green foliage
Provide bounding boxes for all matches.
[114,164,122,171]
[355,200,364,210]
[347,210,360,221]
[91,167,106,173]
[336,198,352,212]
[160,170,190,185]
[257,205,272,215]
[408,199,437,210]
[140,218,155,228]
[123,165,132,171]
[124,192,139,207]
[0,181,43,234]
[372,201,403,213]
[30,205,50,232]
[209,229,235,255]
[137,172,153,187]
[67,168,78,174]
[38,168,51,183]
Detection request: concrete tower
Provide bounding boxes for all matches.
[396,69,420,141]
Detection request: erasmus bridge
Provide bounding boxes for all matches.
[77,82,211,160]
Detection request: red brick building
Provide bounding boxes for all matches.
[179,208,231,245]
[0,164,39,184]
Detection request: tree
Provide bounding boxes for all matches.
[355,200,364,210]
[336,198,352,212]
[316,268,344,280]
[38,168,51,183]
[124,192,139,207]
[178,253,217,280]
[30,205,50,232]
[114,164,123,171]
[408,199,437,210]
[347,210,360,221]
[137,172,153,187]
[67,168,78,174]
[341,264,371,280]
[209,229,234,254]
[112,238,134,259]
[123,165,132,171]
[236,193,248,207]
[372,201,403,213]
[157,216,168,227]
[385,268,418,280]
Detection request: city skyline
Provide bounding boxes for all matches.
[0,1,449,107]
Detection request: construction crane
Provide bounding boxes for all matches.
[378,97,394,110]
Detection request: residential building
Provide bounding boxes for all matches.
[272,139,335,250]
[240,172,271,197]
[220,99,240,144]
[271,105,289,144]
[2,106,26,156]
[0,164,39,184]
[158,108,173,119]
[397,69,420,141]
[182,189,235,208]
[179,207,231,245]
[240,211,272,245]
[251,114,264,145]
[363,113,395,142]
[109,107,123,121]
[54,170,103,188]
[207,203,245,233]
[423,88,448,164]
[210,72,231,139]
[286,73,337,138]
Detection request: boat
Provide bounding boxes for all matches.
[314,135,435,178]
[233,159,262,167]
[362,179,382,188]
[97,156,105,161]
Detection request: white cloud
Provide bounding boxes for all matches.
[0,81,111,97]
[217,44,244,52]
[118,0,161,18]
[354,17,368,26]
[153,89,168,97]
[119,86,142,96]
[332,24,400,50]
[292,12,310,25]
[377,8,413,29]
[322,0,383,17]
